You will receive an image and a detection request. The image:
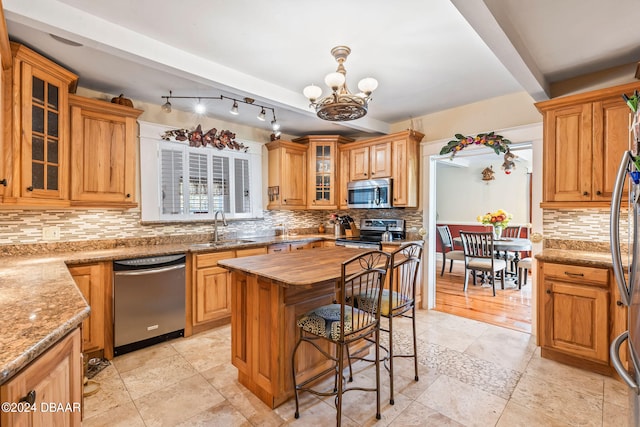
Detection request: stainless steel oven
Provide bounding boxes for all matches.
[335,218,405,249]
[347,178,392,209]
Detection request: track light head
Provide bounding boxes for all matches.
[230,101,239,115]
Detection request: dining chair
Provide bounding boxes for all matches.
[350,242,423,405]
[292,250,390,426]
[436,225,465,276]
[518,257,532,288]
[460,231,507,296]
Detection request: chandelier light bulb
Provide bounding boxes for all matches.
[357,77,378,96]
[161,100,172,113]
[324,72,345,91]
[271,119,280,131]
[303,84,323,103]
[257,108,266,121]
[230,101,239,115]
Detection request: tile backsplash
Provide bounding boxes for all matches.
[543,208,629,242]
[0,208,424,246]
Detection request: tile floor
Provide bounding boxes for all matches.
[82,310,630,426]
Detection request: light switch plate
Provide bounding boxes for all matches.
[42,226,60,241]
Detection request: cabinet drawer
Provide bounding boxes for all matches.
[268,243,290,253]
[290,242,312,251]
[195,251,235,269]
[543,263,608,287]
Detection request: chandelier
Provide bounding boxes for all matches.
[303,46,378,121]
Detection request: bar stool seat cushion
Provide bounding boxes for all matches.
[353,289,410,317]
[297,304,367,341]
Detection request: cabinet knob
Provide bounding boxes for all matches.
[583,191,589,196]
[19,390,36,405]
[596,190,602,196]
[371,172,375,175]
[126,193,131,198]
[364,173,367,176]
[617,300,624,306]
[0,178,6,186]
[546,289,551,294]
[283,199,287,203]
[26,186,33,192]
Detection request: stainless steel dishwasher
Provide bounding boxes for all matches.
[113,253,186,356]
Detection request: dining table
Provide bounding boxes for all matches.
[453,236,532,283]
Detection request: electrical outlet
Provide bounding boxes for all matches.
[42,226,60,241]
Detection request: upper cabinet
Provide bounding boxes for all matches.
[536,81,640,208]
[349,141,391,181]
[266,139,307,209]
[266,130,423,210]
[343,130,423,208]
[293,135,354,210]
[0,42,143,208]
[7,42,78,206]
[69,94,142,207]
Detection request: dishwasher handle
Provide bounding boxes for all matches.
[113,263,185,277]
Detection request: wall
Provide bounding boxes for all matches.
[390,91,542,141]
[435,159,530,226]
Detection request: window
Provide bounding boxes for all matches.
[140,122,263,222]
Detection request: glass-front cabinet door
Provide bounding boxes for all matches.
[312,141,333,207]
[12,42,77,202]
[294,135,354,210]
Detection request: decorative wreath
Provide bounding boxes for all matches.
[440,132,511,159]
[161,124,248,152]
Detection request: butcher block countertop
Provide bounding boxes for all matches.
[219,246,369,286]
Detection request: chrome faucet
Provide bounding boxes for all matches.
[213,210,228,243]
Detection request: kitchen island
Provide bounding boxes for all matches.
[218,246,367,408]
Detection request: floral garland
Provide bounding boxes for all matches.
[440,132,511,159]
[161,124,248,152]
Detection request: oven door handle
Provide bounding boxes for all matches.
[114,264,185,276]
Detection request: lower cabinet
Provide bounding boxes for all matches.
[192,246,268,334]
[0,328,82,427]
[68,262,111,359]
[538,261,622,375]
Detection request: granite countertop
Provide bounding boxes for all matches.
[2,232,423,385]
[535,248,615,268]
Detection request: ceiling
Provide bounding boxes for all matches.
[3,0,640,139]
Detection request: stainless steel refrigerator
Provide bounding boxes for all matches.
[611,149,640,426]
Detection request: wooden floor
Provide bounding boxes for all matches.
[434,258,532,334]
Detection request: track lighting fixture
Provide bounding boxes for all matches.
[161,90,172,113]
[230,101,239,115]
[160,91,280,132]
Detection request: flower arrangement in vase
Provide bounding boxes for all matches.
[477,209,512,239]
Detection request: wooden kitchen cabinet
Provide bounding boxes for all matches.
[391,131,423,207]
[349,141,391,181]
[266,140,307,209]
[338,148,350,209]
[0,328,82,427]
[193,251,235,332]
[5,42,78,206]
[69,94,143,207]
[293,135,353,210]
[536,81,640,208]
[68,262,111,358]
[538,261,615,375]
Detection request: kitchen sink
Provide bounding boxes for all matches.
[191,239,256,248]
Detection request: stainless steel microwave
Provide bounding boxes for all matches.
[347,178,392,209]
